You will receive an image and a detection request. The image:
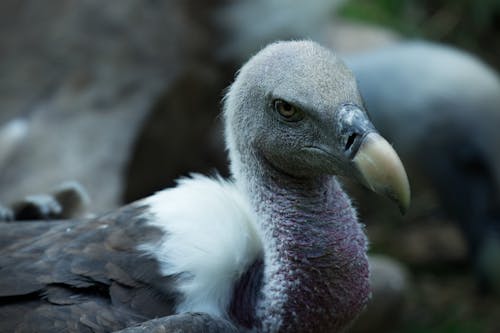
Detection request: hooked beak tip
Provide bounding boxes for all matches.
[352,132,411,214]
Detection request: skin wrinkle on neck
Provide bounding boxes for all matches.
[234,152,370,333]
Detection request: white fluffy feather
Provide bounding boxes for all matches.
[139,174,262,317]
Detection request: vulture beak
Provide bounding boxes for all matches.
[352,132,411,214]
[336,104,410,213]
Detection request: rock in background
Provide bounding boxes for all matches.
[0,0,221,213]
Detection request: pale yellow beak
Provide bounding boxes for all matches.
[353,132,411,213]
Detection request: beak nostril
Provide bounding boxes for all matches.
[345,133,359,152]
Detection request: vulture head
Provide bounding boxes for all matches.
[224,41,410,211]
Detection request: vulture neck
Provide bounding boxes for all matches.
[233,154,370,332]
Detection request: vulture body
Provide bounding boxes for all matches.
[0,41,409,332]
[346,41,500,291]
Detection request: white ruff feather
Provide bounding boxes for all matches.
[139,174,262,317]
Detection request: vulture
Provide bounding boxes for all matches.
[0,41,410,333]
[345,41,500,292]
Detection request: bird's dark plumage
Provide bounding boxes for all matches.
[114,313,238,333]
[0,205,179,332]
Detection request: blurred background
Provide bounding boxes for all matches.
[0,0,499,332]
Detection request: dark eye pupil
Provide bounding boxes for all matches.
[275,100,294,117]
[274,99,303,122]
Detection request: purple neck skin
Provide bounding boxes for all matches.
[239,161,370,333]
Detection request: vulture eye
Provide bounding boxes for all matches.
[274,99,304,122]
